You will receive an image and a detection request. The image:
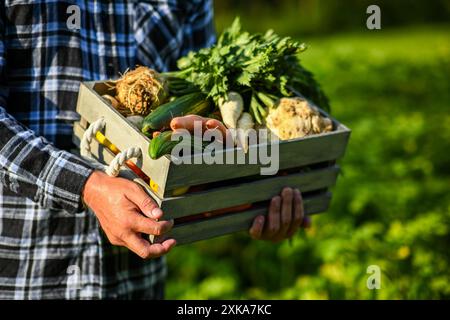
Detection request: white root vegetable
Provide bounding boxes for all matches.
[266,97,333,140]
[218,91,244,129]
[236,112,254,153]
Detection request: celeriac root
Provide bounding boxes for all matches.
[114,66,168,116]
[266,97,333,140]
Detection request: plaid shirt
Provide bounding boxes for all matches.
[0,0,215,299]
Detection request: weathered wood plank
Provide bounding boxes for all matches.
[159,166,338,218]
[155,192,332,245]
[79,117,88,129]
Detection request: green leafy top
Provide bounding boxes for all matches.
[173,17,330,111]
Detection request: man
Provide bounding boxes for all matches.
[0,0,305,299]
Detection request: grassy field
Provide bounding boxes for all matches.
[166,24,450,299]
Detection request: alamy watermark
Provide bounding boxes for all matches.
[168,121,280,175]
[67,5,81,31]
[366,5,381,30]
[67,4,381,32]
[67,264,82,298]
[366,265,381,290]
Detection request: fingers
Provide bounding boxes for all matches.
[263,196,281,238]
[125,184,163,219]
[277,187,293,238]
[249,215,265,239]
[126,233,176,259]
[287,189,305,237]
[205,119,229,143]
[251,188,308,242]
[170,115,204,132]
[125,233,153,259]
[169,115,230,144]
[130,212,174,236]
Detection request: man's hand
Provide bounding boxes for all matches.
[82,171,176,259]
[249,188,308,242]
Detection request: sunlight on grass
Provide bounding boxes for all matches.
[166,24,450,299]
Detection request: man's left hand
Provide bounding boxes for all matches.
[249,188,308,242]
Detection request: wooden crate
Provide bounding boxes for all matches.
[73,81,351,244]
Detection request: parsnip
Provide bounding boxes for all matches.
[218,92,244,129]
[236,112,254,153]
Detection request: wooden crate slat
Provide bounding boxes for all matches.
[156,192,331,245]
[159,166,338,219]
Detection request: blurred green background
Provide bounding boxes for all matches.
[166,0,450,299]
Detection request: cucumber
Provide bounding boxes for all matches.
[149,131,179,160]
[149,130,210,160]
[142,92,210,133]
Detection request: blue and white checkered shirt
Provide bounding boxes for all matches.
[0,0,215,299]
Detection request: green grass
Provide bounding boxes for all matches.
[166,24,450,299]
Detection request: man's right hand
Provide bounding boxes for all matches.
[82,171,176,259]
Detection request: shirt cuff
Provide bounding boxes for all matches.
[45,150,95,214]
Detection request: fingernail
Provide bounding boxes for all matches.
[295,188,301,195]
[206,124,219,130]
[258,216,264,224]
[151,208,163,218]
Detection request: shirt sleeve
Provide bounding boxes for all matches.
[0,18,94,214]
[180,0,217,56]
